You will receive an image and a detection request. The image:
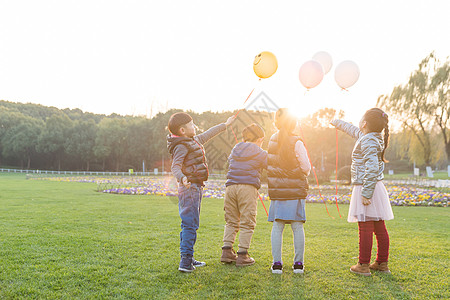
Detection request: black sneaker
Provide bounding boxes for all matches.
[293,261,304,274]
[192,258,206,267]
[271,261,283,274]
[178,256,195,273]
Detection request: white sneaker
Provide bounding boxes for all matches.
[192,258,206,267]
[293,262,304,274]
[271,262,283,274]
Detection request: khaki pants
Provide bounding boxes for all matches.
[223,184,258,250]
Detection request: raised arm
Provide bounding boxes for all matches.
[195,116,235,145]
[331,119,363,139]
[195,123,227,145]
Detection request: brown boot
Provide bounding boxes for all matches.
[369,261,391,274]
[350,263,371,276]
[220,246,237,263]
[236,250,255,267]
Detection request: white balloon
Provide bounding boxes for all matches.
[334,60,360,89]
[298,60,324,89]
[312,51,333,74]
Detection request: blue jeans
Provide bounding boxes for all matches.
[178,183,203,257]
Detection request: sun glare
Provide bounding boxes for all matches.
[288,97,313,121]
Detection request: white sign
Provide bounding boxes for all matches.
[426,166,433,178]
[448,165,450,177]
[414,168,420,176]
[154,168,158,175]
[388,170,394,175]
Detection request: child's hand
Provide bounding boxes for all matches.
[362,196,371,206]
[225,116,236,127]
[182,177,191,188]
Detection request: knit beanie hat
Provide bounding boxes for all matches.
[168,112,193,135]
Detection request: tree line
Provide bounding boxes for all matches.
[0,99,436,179]
[0,100,354,175]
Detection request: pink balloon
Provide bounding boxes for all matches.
[299,60,324,89]
[335,60,360,89]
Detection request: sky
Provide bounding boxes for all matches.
[0,0,449,125]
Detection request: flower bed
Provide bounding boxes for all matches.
[30,176,449,207]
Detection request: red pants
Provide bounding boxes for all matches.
[358,220,390,264]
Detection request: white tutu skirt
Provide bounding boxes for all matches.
[348,181,394,223]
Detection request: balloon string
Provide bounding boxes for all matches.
[298,126,333,219]
[335,128,342,218]
[258,194,268,216]
[234,86,256,118]
[233,78,261,124]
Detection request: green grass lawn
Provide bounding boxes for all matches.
[0,173,449,299]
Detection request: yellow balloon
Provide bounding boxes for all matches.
[253,51,278,79]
